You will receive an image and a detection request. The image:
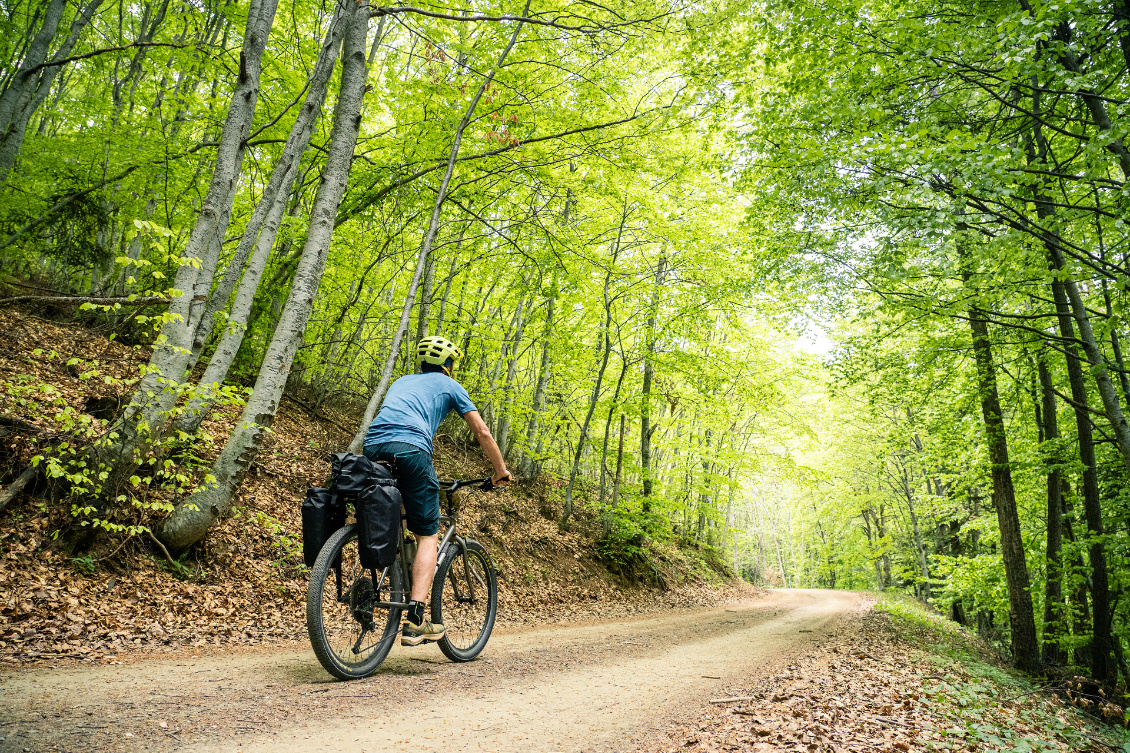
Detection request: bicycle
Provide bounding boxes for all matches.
[305,475,500,680]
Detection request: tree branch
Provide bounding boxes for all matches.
[337,108,663,226]
[369,5,669,33]
[23,42,197,77]
[0,295,170,306]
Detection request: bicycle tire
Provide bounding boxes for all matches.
[432,539,497,662]
[306,524,404,679]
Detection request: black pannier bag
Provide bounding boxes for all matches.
[301,487,345,567]
[329,452,379,495]
[355,480,401,570]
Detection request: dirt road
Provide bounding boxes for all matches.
[0,589,870,753]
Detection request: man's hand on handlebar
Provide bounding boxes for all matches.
[482,470,511,490]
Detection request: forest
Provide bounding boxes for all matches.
[2,0,1130,692]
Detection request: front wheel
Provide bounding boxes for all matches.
[306,524,404,679]
[432,539,497,662]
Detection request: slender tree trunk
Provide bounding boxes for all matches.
[904,485,930,600]
[434,221,467,334]
[160,1,368,552]
[862,508,885,591]
[187,2,357,366]
[1101,280,1130,408]
[640,254,666,509]
[495,294,528,460]
[772,509,789,588]
[1046,247,1130,476]
[519,290,554,477]
[1038,354,1066,667]
[413,251,434,345]
[1050,276,1113,683]
[562,236,622,526]
[562,321,612,526]
[173,164,300,434]
[348,6,529,452]
[598,356,628,511]
[604,412,626,540]
[1026,80,1130,476]
[967,306,1040,673]
[1022,81,1116,679]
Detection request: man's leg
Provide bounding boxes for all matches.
[410,532,439,602]
[392,446,443,646]
[402,531,444,645]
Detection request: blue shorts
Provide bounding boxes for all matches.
[363,441,440,536]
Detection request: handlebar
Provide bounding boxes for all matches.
[438,475,508,495]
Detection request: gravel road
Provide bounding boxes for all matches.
[0,589,870,752]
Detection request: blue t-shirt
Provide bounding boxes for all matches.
[363,372,478,455]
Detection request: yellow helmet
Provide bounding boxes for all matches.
[416,336,464,373]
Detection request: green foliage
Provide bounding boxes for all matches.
[70,554,96,574]
[1,342,244,544]
[249,508,306,574]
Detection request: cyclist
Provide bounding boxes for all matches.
[362,335,511,646]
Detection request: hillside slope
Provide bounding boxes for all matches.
[0,308,756,665]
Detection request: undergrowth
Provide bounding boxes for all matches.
[877,593,1130,752]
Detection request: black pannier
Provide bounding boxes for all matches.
[329,452,376,495]
[301,487,345,567]
[355,480,401,570]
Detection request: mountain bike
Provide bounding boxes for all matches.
[305,476,500,680]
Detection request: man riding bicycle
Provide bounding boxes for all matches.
[362,336,511,646]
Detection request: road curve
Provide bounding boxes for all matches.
[0,589,870,753]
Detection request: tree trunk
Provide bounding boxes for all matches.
[598,356,628,512]
[562,234,622,526]
[159,0,368,552]
[967,306,1040,674]
[519,290,554,477]
[1046,246,1130,477]
[640,254,666,509]
[348,7,529,453]
[434,221,467,334]
[172,163,300,434]
[186,2,357,368]
[562,322,612,526]
[1050,275,1113,683]
[1037,354,1066,667]
[1024,83,1116,679]
[413,251,434,345]
[604,412,626,540]
[495,294,528,460]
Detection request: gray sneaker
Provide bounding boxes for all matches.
[402,618,445,646]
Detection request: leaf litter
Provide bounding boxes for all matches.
[638,603,1128,753]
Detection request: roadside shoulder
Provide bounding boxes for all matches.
[639,593,1130,753]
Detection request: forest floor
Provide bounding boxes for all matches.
[3,590,1126,753]
[0,306,756,667]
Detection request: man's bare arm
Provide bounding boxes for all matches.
[462,410,511,485]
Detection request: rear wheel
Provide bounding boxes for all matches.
[432,539,497,662]
[306,524,404,679]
